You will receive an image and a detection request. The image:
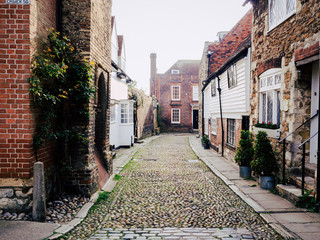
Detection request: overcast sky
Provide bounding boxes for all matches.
[112,0,251,94]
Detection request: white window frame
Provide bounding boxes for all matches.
[129,103,133,124]
[192,86,199,101]
[227,64,237,88]
[171,108,180,124]
[211,79,216,97]
[204,118,209,135]
[110,105,116,123]
[211,117,217,135]
[171,85,180,101]
[227,118,236,147]
[171,69,180,74]
[268,0,296,31]
[259,68,281,125]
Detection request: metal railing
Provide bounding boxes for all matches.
[298,132,318,195]
[279,110,318,185]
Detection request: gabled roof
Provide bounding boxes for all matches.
[165,60,200,75]
[208,10,252,77]
[117,35,123,57]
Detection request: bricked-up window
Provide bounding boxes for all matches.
[211,79,216,96]
[211,118,217,135]
[171,86,180,101]
[259,69,281,125]
[171,69,180,74]
[110,105,116,122]
[269,0,296,30]
[227,64,237,88]
[192,86,199,101]
[227,119,236,147]
[171,108,180,124]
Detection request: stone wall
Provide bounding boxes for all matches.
[250,0,320,167]
[61,0,112,196]
[136,93,156,139]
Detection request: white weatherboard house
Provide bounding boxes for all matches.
[110,17,134,149]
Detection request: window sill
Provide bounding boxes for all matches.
[226,143,236,150]
[171,122,180,124]
[253,126,280,139]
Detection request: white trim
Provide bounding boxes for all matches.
[259,68,281,92]
[171,85,180,101]
[171,108,180,124]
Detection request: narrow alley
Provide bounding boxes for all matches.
[63,134,281,240]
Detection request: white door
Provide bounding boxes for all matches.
[310,61,319,164]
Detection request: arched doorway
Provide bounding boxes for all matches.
[95,73,107,164]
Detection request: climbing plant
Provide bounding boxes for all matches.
[28,30,95,157]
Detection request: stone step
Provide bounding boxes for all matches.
[289,174,315,193]
[276,184,304,205]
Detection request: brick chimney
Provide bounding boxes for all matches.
[150,53,157,96]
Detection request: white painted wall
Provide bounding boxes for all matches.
[204,54,250,121]
[111,72,128,100]
[110,100,134,148]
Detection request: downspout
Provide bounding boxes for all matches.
[202,52,213,137]
[317,45,320,204]
[217,76,224,156]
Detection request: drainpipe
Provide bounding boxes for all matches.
[201,90,205,137]
[217,76,224,157]
[317,45,320,204]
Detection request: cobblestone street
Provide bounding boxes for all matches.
[63,135,281,239]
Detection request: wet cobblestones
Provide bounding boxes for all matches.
[63,135,281,239]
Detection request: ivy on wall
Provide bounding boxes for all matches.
[28,30,96,158]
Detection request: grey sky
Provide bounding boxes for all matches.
[112,0,251,94]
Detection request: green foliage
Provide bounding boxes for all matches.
[235,130,254,166]
[254,122,279,129]
[296,190,319,212]
[114,174,122,181]
[251,131,279,176]
[96,191,111,204]
[128,83,144,107]
[202,135,210,144]
[28,30,95,153]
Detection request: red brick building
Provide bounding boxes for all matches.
[150,54,200,132]
[0,0,112,212]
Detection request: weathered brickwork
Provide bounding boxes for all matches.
[250,0,320,166]
[0,0,57,211]
[151,56,200,132]
[61,0,112,196]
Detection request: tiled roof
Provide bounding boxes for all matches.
[165,60,200,75]
[208,10,252,76]
[117,35,123,56]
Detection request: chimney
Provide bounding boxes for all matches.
[150,53,157,96]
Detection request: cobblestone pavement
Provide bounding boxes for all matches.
[63,135,282,239]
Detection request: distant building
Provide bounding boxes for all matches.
[110,17,134,149]
[150,54,200,132]
[201,11,252,160]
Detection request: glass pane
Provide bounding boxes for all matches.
[269,0,276,27]
[267,91,273,123]
[275,74,281,85]
[262,93,266,123]
[277,91,281,126]
[286,0,296,14]
[278,0,286,22]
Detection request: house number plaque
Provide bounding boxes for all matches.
[6,0,30,4]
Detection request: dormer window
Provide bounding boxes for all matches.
[171,69,180,74]
[269,0,296,30]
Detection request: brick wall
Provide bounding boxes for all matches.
[61,0,112,196]
[250,0,320,166]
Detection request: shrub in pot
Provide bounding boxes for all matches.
[235,130,254,178]
[251,131,279,190]
[202,134,210,149]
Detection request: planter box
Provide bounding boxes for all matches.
[253,126,280,139]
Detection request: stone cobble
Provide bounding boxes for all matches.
[89,228,254,239]
[62,135,281,239]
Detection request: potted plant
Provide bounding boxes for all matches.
[251,131,279,190]
[202,134,210,149]
[234,130,254,178]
